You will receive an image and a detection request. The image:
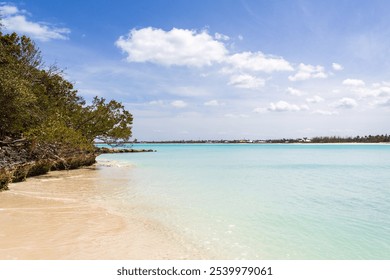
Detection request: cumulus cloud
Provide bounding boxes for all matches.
[348,82,390,98]
[115,27,294,93]
[373,84,390,96]
[115,27,227,67]
[288,63,327,81]
[225,51,293,73]
[306,95,324,103]
[171,100,188,108]
[286,87,304,96]
[268,101,309,112]
[228,74,265,89]
[332,63,343,71]
[0,4,70,41]
[335,97,358,109]
[342,79,365,87]
[222,51,292,90]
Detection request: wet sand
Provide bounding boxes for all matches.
[0,165,205,259]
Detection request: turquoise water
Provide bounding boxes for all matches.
[97,144,390,259]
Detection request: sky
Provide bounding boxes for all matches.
[1,0,390,140]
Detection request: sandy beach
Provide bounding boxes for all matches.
[0,165,205,260]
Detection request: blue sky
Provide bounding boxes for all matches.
[1,0,390,140]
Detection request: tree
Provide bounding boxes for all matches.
[0,30,133,149]
[0,32,42,137]
[74,97,133,144]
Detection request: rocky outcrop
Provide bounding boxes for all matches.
[0,139,96,191]
[0,140,158,191]
[96,147,155,153]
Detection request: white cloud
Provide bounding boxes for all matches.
[116,27,294,96]
[0,4,70,41]
[115,27,227,67]
[214,32,230,41]
[306,95,324,103]
[171,100,188,108]
[238,35,244,41]
[376,87,390,96]
[0,4,18,15]
[374,98,390,107]
[349,87,375,98]
[204,100,222,106]
[286,87,304,96]
[228,74,265,89]
[348,82,390,98]
[335,97,358,109]
[371,82,390,96]
[288,63,327,81]
[332,63,343,71]
[342,78,365,87]
[268,101,309,112]
[226,51,293,73]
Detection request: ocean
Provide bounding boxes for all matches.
[97,144,390,259]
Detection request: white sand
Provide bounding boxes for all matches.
[0,166,206,260]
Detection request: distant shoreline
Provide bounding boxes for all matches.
[97,141,390,145]
[97,134,390,145]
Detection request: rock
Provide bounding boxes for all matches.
[96,147,156,154]
[0,139,97,191]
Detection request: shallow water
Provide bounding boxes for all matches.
[0,167,205,259]
[98,144,390,259]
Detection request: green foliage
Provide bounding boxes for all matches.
[0,33,42,136]
[75,97,133,143]
[25,118,93,151]
[311,135,390,143]
[0,30,133,149]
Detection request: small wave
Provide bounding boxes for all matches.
[96,159,134,168]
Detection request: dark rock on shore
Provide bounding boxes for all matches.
[96,147,156,153]
[0,139,96,191]
[0,141,156,191]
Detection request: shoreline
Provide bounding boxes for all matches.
[0,164,207,260]
[123,142,390,145]
[0,144,156,192]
